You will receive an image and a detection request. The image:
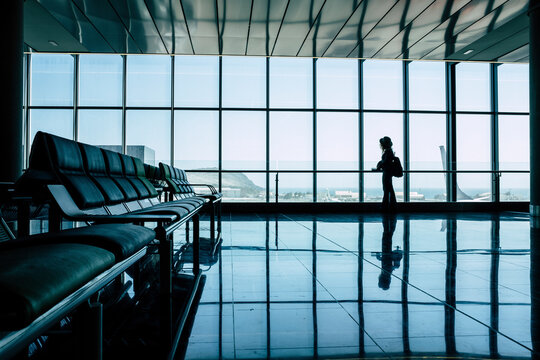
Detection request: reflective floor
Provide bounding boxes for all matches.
[184,212,537,359]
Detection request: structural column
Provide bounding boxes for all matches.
[0,0,24,182]
[530,0,540,223]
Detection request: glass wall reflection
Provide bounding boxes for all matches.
[187,214,534,359]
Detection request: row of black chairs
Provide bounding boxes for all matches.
[0,131,222,359]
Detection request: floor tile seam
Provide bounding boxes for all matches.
[412,251,532,299]
[271,213,389,355]
[278,214,535,355]
[360,255,535,356]
[232,214,532,355]
[278,213,533,309]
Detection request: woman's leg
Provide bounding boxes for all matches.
[389,180,397,206]
[382,174,391,210]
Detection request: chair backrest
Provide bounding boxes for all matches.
[174,168,195,195]
[101,149,139,201]
[159,163,180,193]
[78,143,126,205]
[119,154,154,199]
[44,133,105,209]
[159,163,196,196]
[133,158,159,197]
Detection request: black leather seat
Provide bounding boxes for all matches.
[160,164,208,206]
[101,149,140,203]
[160,163,218,204]
[45,134,106,210]
[0,243,115,330]
[5,223,155,261]
[79,143,126,205]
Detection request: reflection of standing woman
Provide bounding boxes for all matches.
[376,136,396,211]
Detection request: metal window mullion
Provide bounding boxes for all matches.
[358,59,364,203]
[218,56,223,192]
[446,62,457,202]
[266,57,270,203]
[171,56,175,166]
[403,61,410,203]
[313,58,317,203]
[24,54,31,167]
[73,54,79,141]
[491,63,500,202]
[122,55,127,154]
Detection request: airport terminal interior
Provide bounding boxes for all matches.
[1,0,540,359]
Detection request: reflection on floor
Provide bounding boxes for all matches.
[183,212,537,359]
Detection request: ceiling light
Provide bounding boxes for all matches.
[464,49,474,55]
[48,40,59,47]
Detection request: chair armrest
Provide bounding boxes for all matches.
[187,184,219,194]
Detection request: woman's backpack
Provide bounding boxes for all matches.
[392,157,403,177]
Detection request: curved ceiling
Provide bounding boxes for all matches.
[24,0,530,62]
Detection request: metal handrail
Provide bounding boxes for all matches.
[185,169,529,174]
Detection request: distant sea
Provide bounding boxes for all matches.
[276,187,529,201]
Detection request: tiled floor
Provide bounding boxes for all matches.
[184,212,536,359]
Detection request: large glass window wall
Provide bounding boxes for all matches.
[24,54,529,203]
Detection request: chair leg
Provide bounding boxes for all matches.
[193,214,200,276]
[156,224,172,355]
[75,301,103,360]
[210,203,215,242]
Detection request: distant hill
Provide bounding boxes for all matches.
[187,168,263,196]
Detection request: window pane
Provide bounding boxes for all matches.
[456,114,491,201]
[185,171,219,192]
[126,110,171,165]
[409,114,446,201]
[30,110,73,145]
[363,113,404,170]
[174,56,219,107]
[499,115,529,202]
[31,54,74,106]
[317,173,359,202]
[499,115,529,170]
[270,172,312,202]
[456,63,490,111]
[222,172,266,202]
[501,173,529,201]
[270,58,312,108]
[364,172,404,203]
[457,114,490,170]
[316,59,358,109]
[364,113,404,203]
[410,114,446,170]
[79,55,123,106]
[409,61,445,110]
[363,60,403,110]
[78,110,122,147]
[317,112,358,170]
[409,173,447,201]
[127,56,171,107]
[498,64,529,113]
[270,112,312,170]
[222,111,266,170]
[456,173,491,201]
[222,57,266,108]
[174,110,218,169]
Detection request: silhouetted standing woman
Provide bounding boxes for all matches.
[375,136,396,211]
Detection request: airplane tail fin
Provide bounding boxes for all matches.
[439,146,472,201]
